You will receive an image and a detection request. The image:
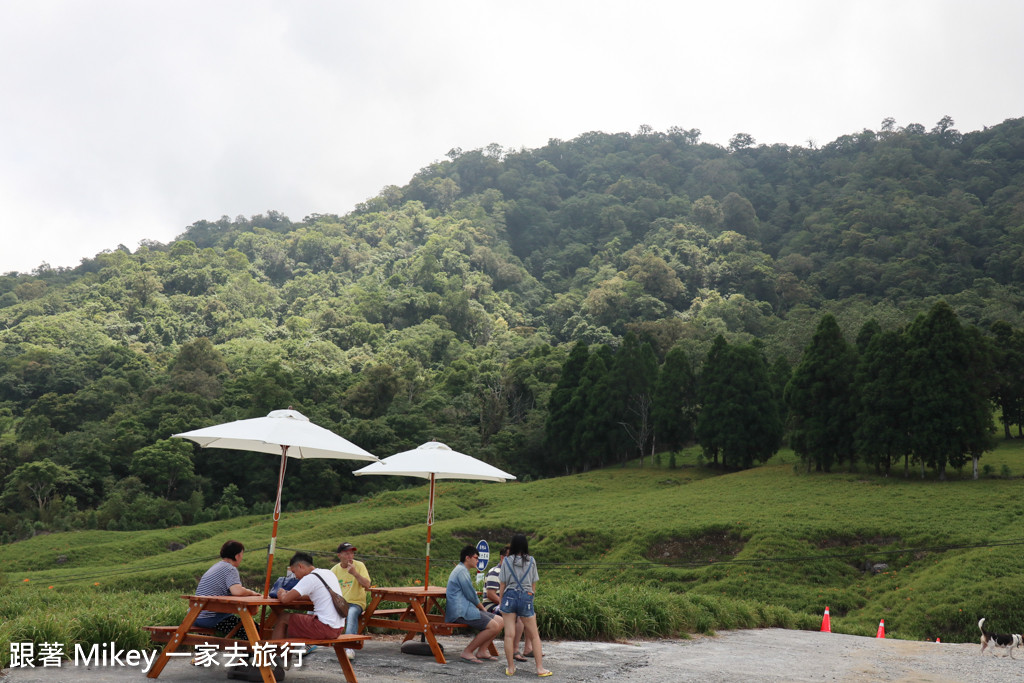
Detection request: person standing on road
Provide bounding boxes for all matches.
[483,545,530,659]
[330,541,371,660]
[499,534,551,677]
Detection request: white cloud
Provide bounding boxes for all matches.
[1,0,1022,273]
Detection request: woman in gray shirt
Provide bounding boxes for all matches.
[498,534,551,677]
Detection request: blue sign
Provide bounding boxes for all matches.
[476,539,490,572]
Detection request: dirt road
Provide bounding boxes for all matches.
[1,629,1017,682]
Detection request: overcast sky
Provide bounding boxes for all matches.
[2,1,1022,275]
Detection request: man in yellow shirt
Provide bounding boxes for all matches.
[330,542,371,660]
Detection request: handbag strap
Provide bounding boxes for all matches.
[503,556,533,592]
[311,570,344,618]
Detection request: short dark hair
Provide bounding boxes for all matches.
[509,534,529,558]
[288,551,315,568]
[460,545,478,563]
[220,540,245,559]
[499,545,511,557]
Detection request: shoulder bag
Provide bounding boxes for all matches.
[311,571,350,617]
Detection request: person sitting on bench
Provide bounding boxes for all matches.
[193,540,261,635]
[272,552,346,641]
[445,545,502,664]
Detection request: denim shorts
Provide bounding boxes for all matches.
[500,589,535,618]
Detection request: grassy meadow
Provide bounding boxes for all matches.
[4,437,1024,667]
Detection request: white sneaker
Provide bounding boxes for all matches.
[345,649,355,660]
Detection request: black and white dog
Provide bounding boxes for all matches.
[979,618,1023,657]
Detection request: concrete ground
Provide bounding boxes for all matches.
[3,629,1021,683]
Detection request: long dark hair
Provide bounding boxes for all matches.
[509,533,530,559]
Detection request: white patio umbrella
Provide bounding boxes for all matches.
[174,408,378,596]
[353,441,515,586]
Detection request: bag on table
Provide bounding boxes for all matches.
[269,574,298,598]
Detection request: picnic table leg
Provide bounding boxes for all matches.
[358,592,384,634]
[409,600,447,664]
[146,600,203,678]
[235,608,278,683]
[333,643,360,683]
[399,607,423,645]
[407,596,440,643]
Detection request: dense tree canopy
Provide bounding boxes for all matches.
[2,116,1023,538]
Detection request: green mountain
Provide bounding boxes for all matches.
[2,116,1023,540]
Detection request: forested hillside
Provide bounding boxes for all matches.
[2,116,1024,542]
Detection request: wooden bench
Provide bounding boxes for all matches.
[144,625,368,649]
[365,607,413,617]
[144,625,247,650]
[265,634,369,682]
[360,609,493,638]
[145,625,217,639]
[144,627,369,682]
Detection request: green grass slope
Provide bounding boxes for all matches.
[3,440,1024,666]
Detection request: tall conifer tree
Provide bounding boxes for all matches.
[904,302,995,479]
[611,333,658,465]
[697,336,782,468]
[990,321,1024,439]
[854,328,911,476]
[571,345,618,472]
[652,345,697,454]
[785,314,857,473]
[545,342,590,468]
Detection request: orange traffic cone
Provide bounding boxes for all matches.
[820,607,831,633]
[876,619,885,638]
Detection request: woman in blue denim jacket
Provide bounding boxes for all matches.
[499,534,552,677]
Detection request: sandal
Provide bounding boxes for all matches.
[537,671,553,677]
[505,666,516,676]
[514,653,528,662]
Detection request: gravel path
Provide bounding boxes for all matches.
[2,629,1020,682]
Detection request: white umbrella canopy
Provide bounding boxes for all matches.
[174,409,378,596]
[174,408,377,461]
[353,441,515,586]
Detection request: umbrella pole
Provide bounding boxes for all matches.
[263,447,289,597]
[425,473,435,587]
[259,447,288,631]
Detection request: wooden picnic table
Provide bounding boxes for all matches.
[145,594,367,683]
[358,585,498,664]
